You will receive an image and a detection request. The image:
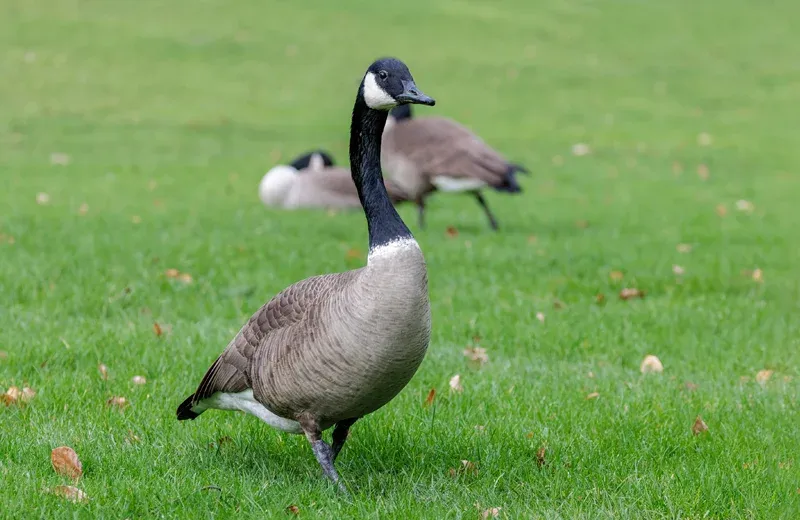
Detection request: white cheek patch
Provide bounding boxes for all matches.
[363,72,397,110]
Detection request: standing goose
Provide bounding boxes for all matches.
[178,57,435,490]
[258,149,410,209]
[381,104,528,230]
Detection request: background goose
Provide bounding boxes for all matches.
[259,150,410,209]
[178,57,435,490]
[381,104,529,230]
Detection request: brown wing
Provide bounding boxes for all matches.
[385,117,514,187]
[178,272,357,416]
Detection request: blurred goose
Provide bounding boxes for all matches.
[381,104,528,230]
[259,150,410,209]
[178,57,435,490]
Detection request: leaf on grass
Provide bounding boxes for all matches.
[676,243,692,253]
[575,219,590,229]
[586,392,600,400]
[672,161,683,175]
[595,293,606,304]
[463,347,488,366]
[21,387,35,402]
[77,203,89,216]
[553,299,566,310]
[536,446,547,467]
[0,234,15,245]
[179,273,193,283]
[36,192,51,205]
[692,416,709,435]
[424,388,436,407]
[449,459,478,478]
[51,446,83,479]
[125,430,141,444]
[535,312,545,323]
[131,215,142,224]
[107,396,128,409]
[619,288,645,300]
[672,265,685,275]
[50,153,71,166]
[2,386,21,406]
[609,270,624,282]
[751,268,763,283]
[449,374,463,393]
[286,505,300,515]
[572,143,591,156]
[165,269,180,278]
[697,164,709,180]
[481,507,502,519]
[715,204,728,217]
[527,235,538,244]
[132,375,146,385]
[0,351,7,359]
[153,322,163,336]
[756,369,773,387]
[684,382,698,391]
[735,200,754,214]
[697,132,712,146]
[345,248,362,260]
[50,485,88,503]
[640,355,664,374]
[98,363,108,380]
[445,226,459,238]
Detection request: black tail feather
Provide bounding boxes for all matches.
[176,394,199,421]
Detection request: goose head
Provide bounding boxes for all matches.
[258,164,298,207]
[361,58,435,111]
[289,150,336,171]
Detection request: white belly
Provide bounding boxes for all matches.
[195,389,303,434]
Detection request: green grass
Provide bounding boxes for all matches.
[2,0,800,517]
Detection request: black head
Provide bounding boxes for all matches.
[361,57,435,111]
[289,150,335,171]
[389,104,413,121]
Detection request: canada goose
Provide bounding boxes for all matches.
[259,150,410,209]
[178,57,435,490]
[381,104,529,230]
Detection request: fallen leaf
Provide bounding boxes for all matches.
[36,192,51,205]
[107,396,128,409]
[453,459,478,476]
[676,243,693,253]
[609,270,624,281]
[131,215,142,224]
[751,268,764,283]
[586,392,600,400]
[672,161,683,175]
[21,386,36,402]
[595,293,606,304]
[527,235,538,244]
[697,132,712,146]
[178,273,193,283]
[345,248,362,260]
[147,179,157,191]
[445,226,459,238]
[286,505,300,515]
[164,269,180,278]
[684,381,698,391]
[536,446,547,467]
[153,322,163,336]
[77,203,89,215]
[98,363,108,380]
[535,312,545,323]
[735,200,754,213]
[463,347,488,366]
[449,374,463,393]
[619,288,645,300]
[2,386,21,406]
[424,388,436,407]
[672,265,685,275]
[125,430,141,444]
[692,416,708,435]
[482,507,502,519]
[756,369,773,386]
[715,204,728,217]
[553,299,566,310]
[51,446,83,479]
[697,164,710,180]
[474,425,485,433]
[575,219,590,229]
[572,143,591,156]
[640,355,664,374]
[50,153,71,166]
[50,485,88,503]
[132,375,146,385]
[0,351,7,359]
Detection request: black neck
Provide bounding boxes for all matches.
[350,92,413,250]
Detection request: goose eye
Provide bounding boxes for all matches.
[378,70,388,80]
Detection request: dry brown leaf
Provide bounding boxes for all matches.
[553,299,566,310]
[463,346,488,366]
[536,446,547,467]
[474,425,485,433]
[51,446,83,479]
[586,392,600,400]
[77,203,89,216]
[36,192,51,205]
[50,153,71,166]
[715,204,728,217]
[164,268,180,278]
[481,507,502,519]
[131,215,142,224]
[178,273,193,283]
[697,132,712,146]
[445,226,459,238]
[50,485,88,503]
[345,248,362,260]
[449,374,463,393]
[153,322,163,337]
[98,363,108,380]
[609,270,624,282]
[692,416,709,435]
[619,288,645,300]
[756,369,773,386]
[424,388,436,407]
[107,396,128,409]
[535,312,545,323]
[684,381,698,391]
[125,430,141,444]
[286,504,300,515]
[2,386,21,406]
[697,164,710,180]
[572,143,591,156]
[0,351,7,359]
[132,375,146,385]
[640,355,664,374]
[751,268,764,283]
[527,235,538,244]
[451,459,478,477]
[595,293,606,304]
[21,386,36,403]
[736,200,755,214]
[676,243,693,253]
[672,265,685,275]
[575,219,590,229]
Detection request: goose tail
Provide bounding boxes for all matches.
[176,394,200,421]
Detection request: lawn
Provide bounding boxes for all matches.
[2,0,800,517]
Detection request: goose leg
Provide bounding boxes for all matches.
[301,419,346,492]
[331,418,358,461]
[473,191,499,231]
[415,197,426,229]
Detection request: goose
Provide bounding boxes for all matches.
[178,57,435,490]
[381,104,529,230]
[258,149,410,209]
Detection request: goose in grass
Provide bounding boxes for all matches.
[178,57,435,490]
[381,104,529,230]
[258,149,410,209]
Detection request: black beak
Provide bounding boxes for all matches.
[396,80,435,106]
